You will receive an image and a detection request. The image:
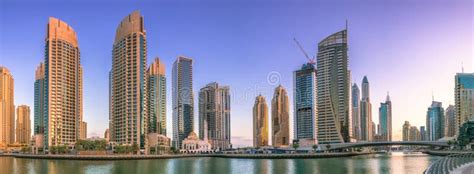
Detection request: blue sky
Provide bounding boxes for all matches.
[1,0,472,147]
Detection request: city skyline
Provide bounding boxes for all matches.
[1,1,473,147]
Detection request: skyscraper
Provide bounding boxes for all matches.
[293,63,317,143]
[199,82,231,151]
[110,11,148,148]
[44,18,83,147]
[272,85,290,147]
[79,121,87,139]
[402,121,410,141]
[351,83,361,141]
[0,66,14,147]
[16,105,31,144]
[172,56,194,149]
[360,76,373,141]
[253,95,268,147]
[455,73,474,135]
[147,58,167,135]
[316,28,351,143]
[445,105,456,137]
[420,126,427,141]
[379,92,392,141]
[409,126,420,141]
[426,101,445,141]
[34,63,45,135]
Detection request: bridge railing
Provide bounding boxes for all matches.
[424,153,474,174]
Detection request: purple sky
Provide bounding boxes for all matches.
[1,0,472,147]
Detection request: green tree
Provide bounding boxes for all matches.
[293,143,299,151]
[132,143,139,154]
[325,144,331,153]
[312,144,318,153]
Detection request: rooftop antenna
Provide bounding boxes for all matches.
[462,61,464,73]
[345,19,348,31]
[432,91,434,102]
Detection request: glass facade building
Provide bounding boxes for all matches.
[293,63,317,142]
[378,93,392,141]
[172,56,194,149]
[426,101,445,141]
[147,58,167,136]
[351,83,360,141]
[455,73,474,135]
[34,63,45,135]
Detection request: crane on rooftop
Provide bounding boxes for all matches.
[293,38,316,65]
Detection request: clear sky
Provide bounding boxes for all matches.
[1,0,472,147]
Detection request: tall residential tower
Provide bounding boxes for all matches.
[172,56,194,149]
[379,93,392,141]
[360,76,373,141]
[110,11,148,147]
[455,73,474,135]
[272,85,290,147]
[293,63,317,144]
[199,82,231,150]
[316,29,351,144]
[351,83,361,141]
[16,105,31,144]
[253,95,268,147]
[0,67,15,146]
[147,58,167,135]
[34,63,45,135]
[44,18,84,147]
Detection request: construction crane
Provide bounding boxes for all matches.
[293,38,316,65]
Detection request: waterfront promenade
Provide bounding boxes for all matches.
[1,152,372,160]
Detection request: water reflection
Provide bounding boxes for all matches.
[0,153,442,174]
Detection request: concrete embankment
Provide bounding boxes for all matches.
[423,151,474,156]
[3,152,373,160]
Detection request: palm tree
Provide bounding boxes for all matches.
[293,143,299,153]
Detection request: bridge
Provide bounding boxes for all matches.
[327,141,449,150]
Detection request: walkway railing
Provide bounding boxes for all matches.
[424,153,474,174]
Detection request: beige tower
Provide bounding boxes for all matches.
[0,66,15,146]
[80,121,87,139]
[110,11,148,148]
[253,95,268,147]
[272,85,290,147]
[44,17,83,147]
[16,105,31,144]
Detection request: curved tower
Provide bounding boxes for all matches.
[316,29,350,144]
[44,17,83,147]
[110,11,148,148]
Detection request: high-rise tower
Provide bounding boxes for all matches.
[379,92,392,141]
[426,101,445,141]
[293,63,317,143]
[316,29,351,144]
[455,73,474,135]
[16,105,31,144]
[445,105,456,137]
[253,95,268,147]
[199,82,231,150]
[147,58,167,135]
[44,18,83,147]
[351,83,361,141]
[0,66,15,146]
[34,63,45,135]
[272,85,290,147]
[110,11,148,148]
[172,56,194,149]
[360,76,372,141]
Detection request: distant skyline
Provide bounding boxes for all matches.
[1,0,472,147]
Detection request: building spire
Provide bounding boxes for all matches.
[386,91,390,102]
[462,61,464,73]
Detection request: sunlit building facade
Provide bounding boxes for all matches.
[110,11,148,148]
[455,73,474,135]
[199,82,231,151]
[16,105,31,144]
[147,58,167,135]
[44,17,84,147]
[272,85,290,147]
[172,56,194,149]
[316,29,351,144]
[253,95,268,147]
[402,121,410,141]
[0,66,15,146]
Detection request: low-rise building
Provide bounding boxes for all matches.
[147,133,171,154]
[180,132,212,154]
